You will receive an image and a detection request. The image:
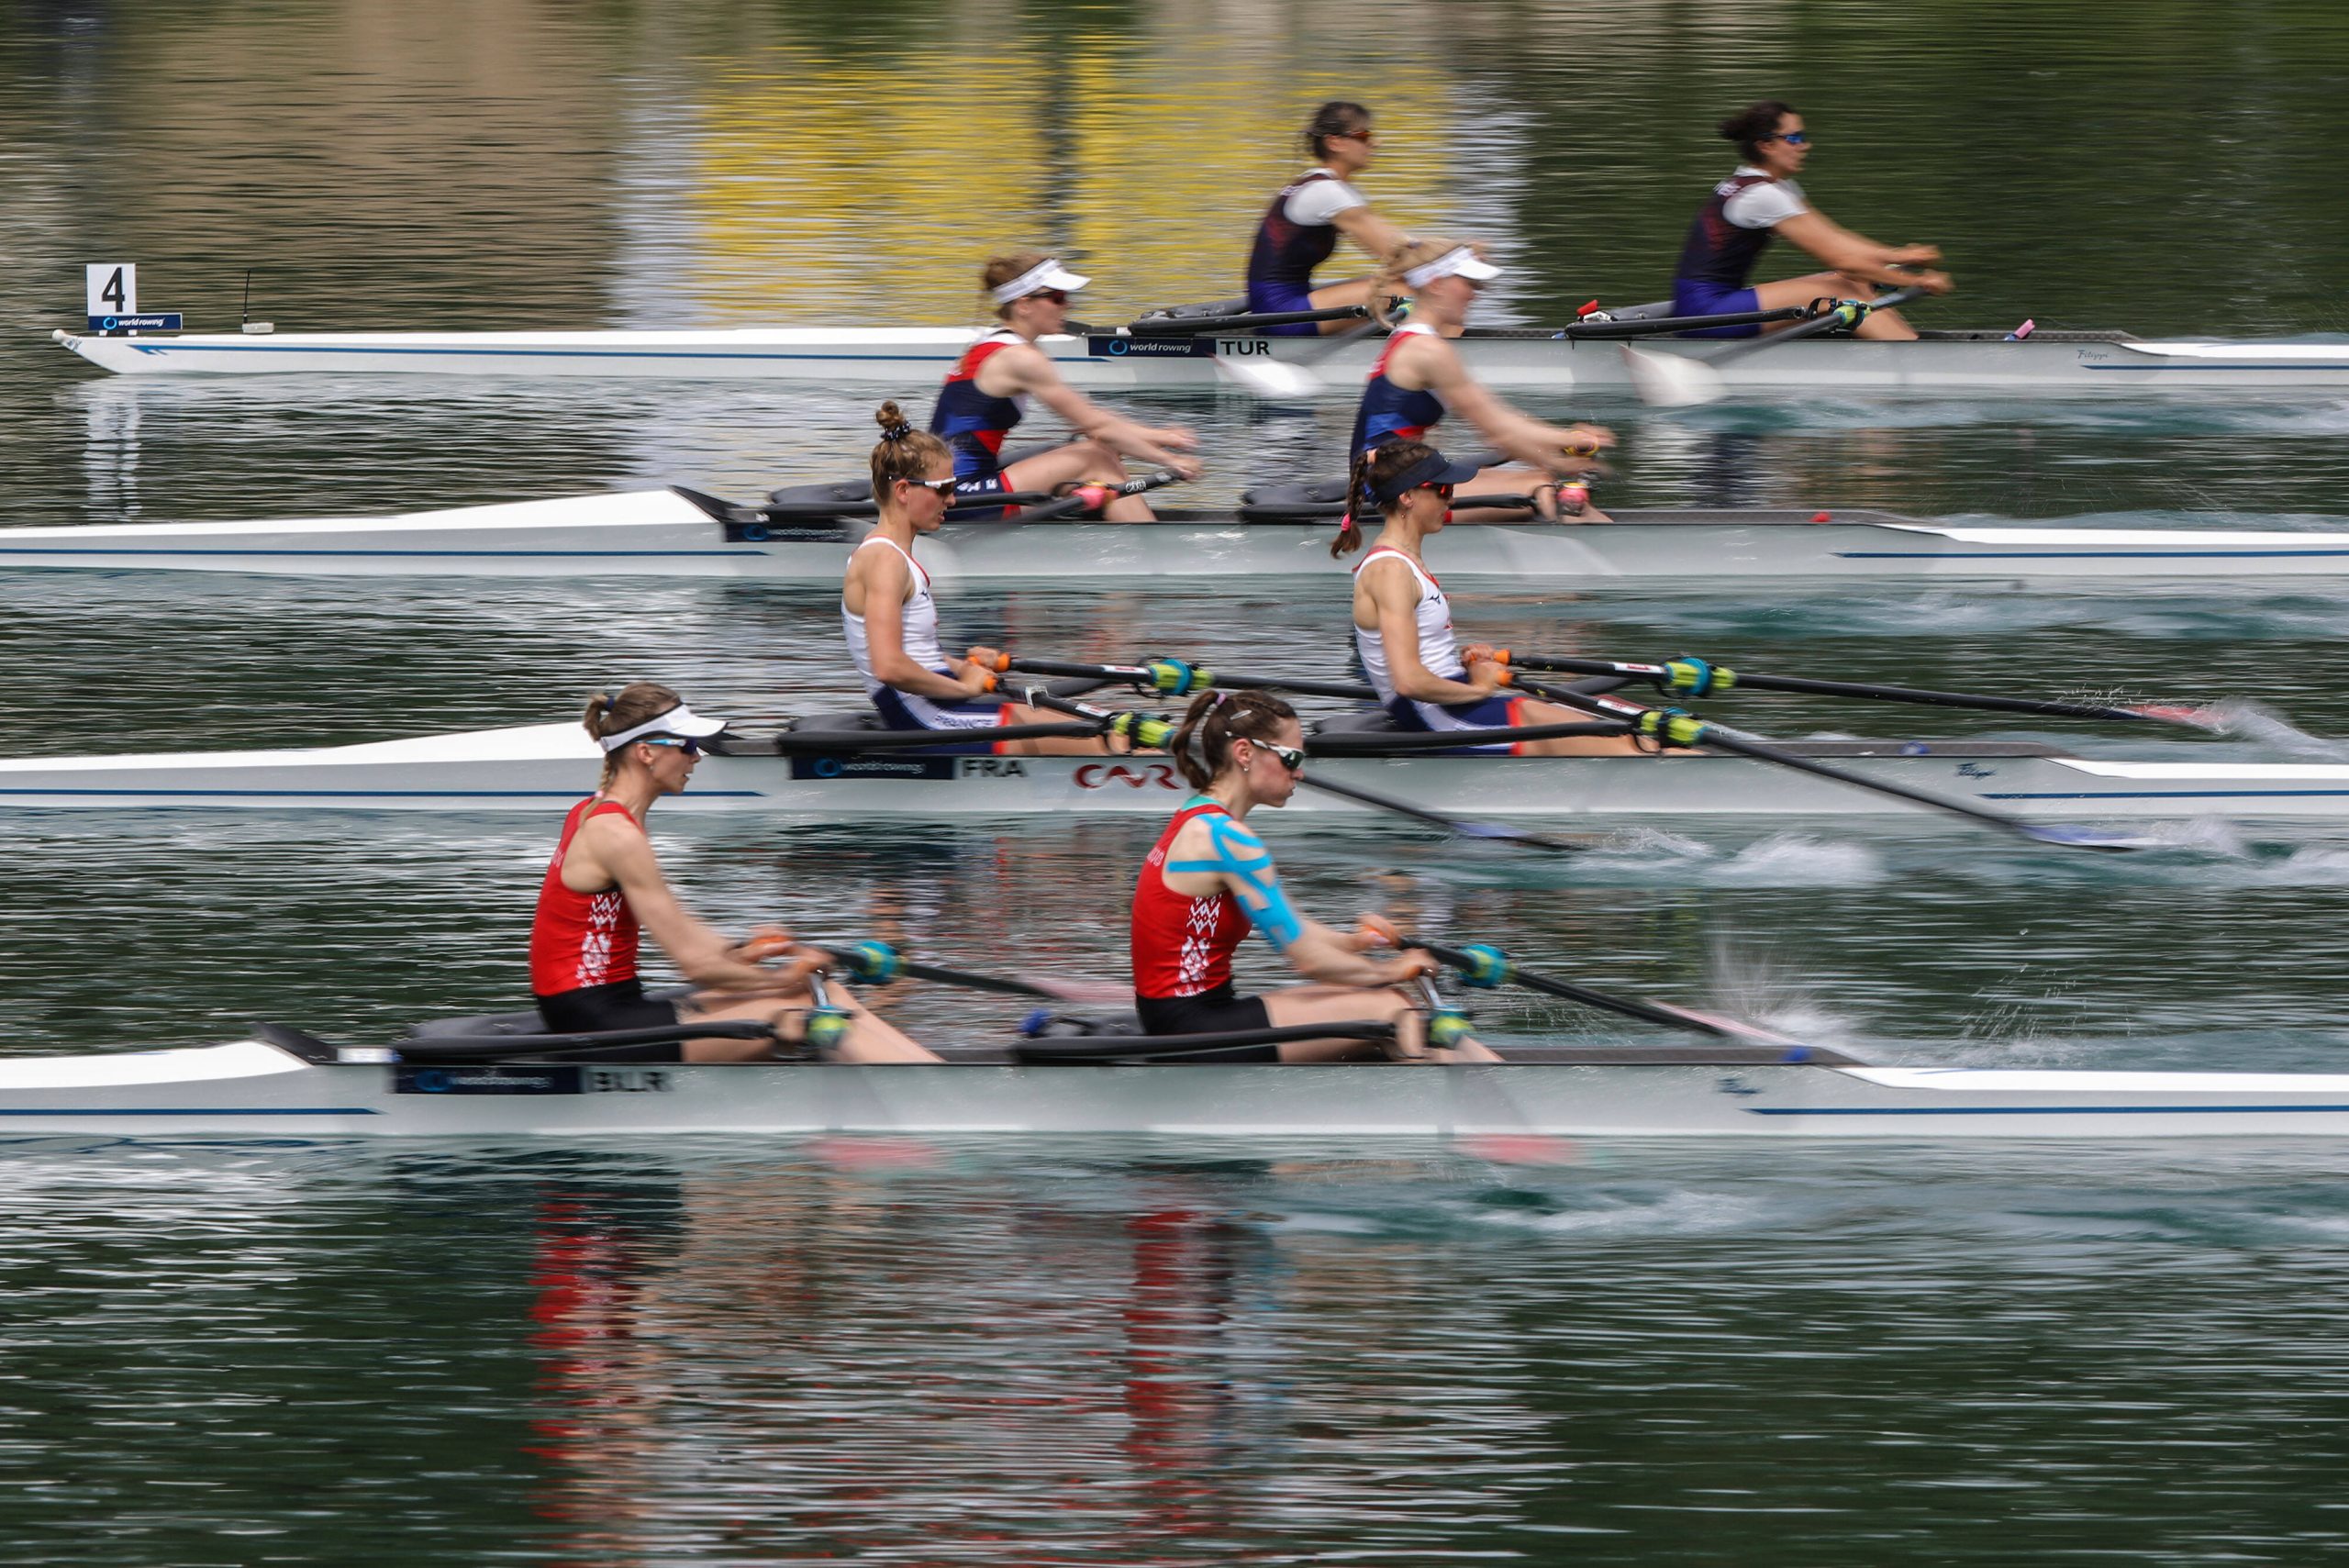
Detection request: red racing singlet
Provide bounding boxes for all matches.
[1130,800,1252,999]
[529,798,642,997]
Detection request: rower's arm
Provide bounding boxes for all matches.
[853,549,993,700]
[1168,815,1407,987]
[582,817,787,990]
[1412,338,1614,473]
[1775,210,1954,293]
[1330,203,1411,262]
[996,344,1203,476]
[1364,558,1500,704]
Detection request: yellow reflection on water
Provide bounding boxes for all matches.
[687,32,1459,321]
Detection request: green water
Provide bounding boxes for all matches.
[6,2,2349,1562]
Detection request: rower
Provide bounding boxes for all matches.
[1243,101,1414,335]
[1341,439,1643,756]
[844,403,1132,755]
[930,253,1200,519]
[1353,238,1617,521]
[531,682,937,1063]
[1130,688,1500,1062]
[1672,101,1954,339]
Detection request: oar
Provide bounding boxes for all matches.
[1012,470,1186,524]
[1391,932,1815,1051]
[1497,651,2226,732]
[1557,304,1813,340]
[811,938,1130,1005]
[1506,673,2160,851]
[1624,284,1929,408]
[1217,296,1409,399]
[1124,305,1370,336]
[1013,686,1593,854]
[1000,655,1376,702]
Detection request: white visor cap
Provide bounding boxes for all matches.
[1402,246,1502,290]
[601,701,729,751]
[991,257,1092,306]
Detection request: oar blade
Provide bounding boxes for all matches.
[2121,702,2230,733]
[1218,354,1324,399]
[2017,823,2168,852]
[1641,1001,1814,1050]
[1621,343,1725,407]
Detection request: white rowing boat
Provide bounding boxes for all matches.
[10,1027,2349,1140]
[2,718,2342,821]
[6,485,2347,583]
[50,323,2349,392]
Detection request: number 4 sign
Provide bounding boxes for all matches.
[86,263,136,317]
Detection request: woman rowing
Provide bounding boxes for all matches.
[931,252,1201,519]
[1341,439,1643,756]
[1672,100,1954,339]
[1130,688,1500,1062]
[844,403,1130,754]
[1353,238,1617,521]
[532,682,937,1062]
[1244,100,1414,336]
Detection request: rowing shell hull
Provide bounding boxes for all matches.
[5,488,2347,582]
[10,1040,2349,1140]
[4,722,2346,821]
[51,326,2349,391]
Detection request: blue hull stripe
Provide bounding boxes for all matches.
[1837,550,2349,561]
[0,1106,380,1117]
[1979,788,2349,802]
[1749,1102,2349,1117]
[0,787,766,799]
[0,548,758,560]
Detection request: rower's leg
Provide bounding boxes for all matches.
[1457,463,1613,525]
[1752,273,1918,339]
[1506,696,1649,757]
[681,994,941,1063]
[992,700,1136,757]
[1261,984,1502,1062]
[999,443,1151,521]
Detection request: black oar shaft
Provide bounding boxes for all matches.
[1125,305,1368,335]
[1708,284,1927,366]
[1559,305,1810,339]
[1409,940,1735,1038]
[1507,653,2174,725]
[1297,774,1586,854]
[1006,656,1375,702]
[1513,674,2051,839]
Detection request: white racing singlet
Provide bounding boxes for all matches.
[1353,544,1464,701]
[841,535,997,731]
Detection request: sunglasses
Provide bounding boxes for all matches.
[640,736,702,757]
[1765,130,1809,146]
[904,476,959,498]
[1030,288,1069,306]
[1419,482,1456,500]
[1247,740,1307,772]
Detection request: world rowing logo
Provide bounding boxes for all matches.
[1074,763,1182,790]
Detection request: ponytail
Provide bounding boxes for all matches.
[870,400,952,495]
[1719,100,1797,162]
[584,681,687,789]
[1170,688,1298,792]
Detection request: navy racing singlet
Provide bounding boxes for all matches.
[1348,322,1446,455]
[1675,170,1782,289]
[930,328,1028,479]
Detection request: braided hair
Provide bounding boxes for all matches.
[869,400,952,495]
[1334,439,1442,558]
[1170,688,1298,791]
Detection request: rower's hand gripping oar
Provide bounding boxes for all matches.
[1356,918,1814,1051]
[1623,284,1930,408]
[1505,673,2160,851]
[1495,651,2227,732]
